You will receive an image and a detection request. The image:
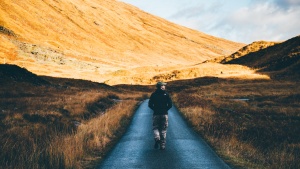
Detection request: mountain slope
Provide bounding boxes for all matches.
[206,41,279,63]
[223,41,278,63]
[225,35,300,79]
[0,0,244,83]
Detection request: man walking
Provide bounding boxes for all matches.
[148,82,172,150]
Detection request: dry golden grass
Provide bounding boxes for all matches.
[1,61,299,169]
[48,100,138,168]
[171,78,300,169]
[104,62,270,85]
[0,75,142,169]
[0,35,18,63]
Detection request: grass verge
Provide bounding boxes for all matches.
[0,76,141,169]
[171,78,300,168]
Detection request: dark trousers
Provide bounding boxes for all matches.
[153,114,168,146]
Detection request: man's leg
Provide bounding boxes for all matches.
[159,115,168,150]
[153,115,161,149]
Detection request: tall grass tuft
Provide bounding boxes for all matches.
[49,100,137,168]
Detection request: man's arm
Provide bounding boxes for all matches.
[166,94,172,110]
[148,93,155,110]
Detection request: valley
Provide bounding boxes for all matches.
[0,0,299,168]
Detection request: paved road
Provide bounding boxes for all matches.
[97,100,231,169]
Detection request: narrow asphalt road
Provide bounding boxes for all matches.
[97,100,231,169]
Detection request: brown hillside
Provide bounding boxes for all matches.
[206,41,279,63]
[0,64,49,85]
[225,35,300,79]
[0,0,244,84]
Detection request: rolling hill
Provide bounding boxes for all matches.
[0,64,49,85]
[206,41,279,63]
[0,0,244,84]
[225,35,300,79]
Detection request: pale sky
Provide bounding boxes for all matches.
[119,0,300,44]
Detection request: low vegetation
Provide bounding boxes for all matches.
[0,67,145,169]
[1,63,299,169]
[171,77,300,168]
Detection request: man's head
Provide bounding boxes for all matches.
[156,81,167,90]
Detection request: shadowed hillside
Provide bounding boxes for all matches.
[0,64,49,85]
[225,36,300,79]
[0,0,244,84]
[206,41,279,63]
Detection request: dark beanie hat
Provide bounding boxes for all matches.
[156,81,167,88]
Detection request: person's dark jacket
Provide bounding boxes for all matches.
[148,89,172,115]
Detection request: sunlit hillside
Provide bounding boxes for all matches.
[104,63,270,85]
[0,0,244,84]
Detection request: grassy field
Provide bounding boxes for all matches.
[0,75,146,169]
[1,64,299,168]
[170,77,300,168]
